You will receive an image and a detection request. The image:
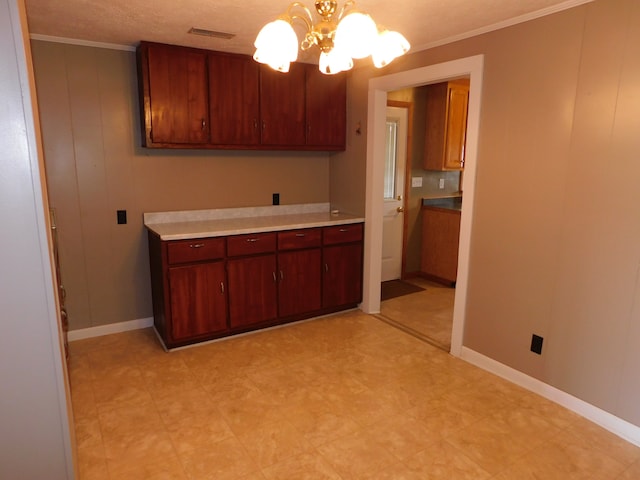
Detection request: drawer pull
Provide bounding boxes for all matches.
[189,243,205,248]
[295,233,305,237]
[272,271,277,282]
[325,263,329,272]
[220,282,225,293]
[246,238,259,243]
[339,228,349,232]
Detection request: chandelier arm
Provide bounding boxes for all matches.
[337,0,357,20]
[285,2,314,28]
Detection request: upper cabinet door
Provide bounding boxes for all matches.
[305,65,347,149]
[444,83,469,170]
[209,53,260,146]
[424,79,469,171]
[140,42,210,146]
[259,63,306,146]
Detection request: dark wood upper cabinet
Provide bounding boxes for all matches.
[137,41,346,151]
[138,42,210,146]
[208,53,260,146]
[305,65,346,148]
[259,63,306,146]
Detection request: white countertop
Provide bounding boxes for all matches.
[144,203,364,241]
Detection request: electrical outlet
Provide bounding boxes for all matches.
[272,193,280,205]
[530,334,544,354]
[116,210,127,225]
[438,178,445,189]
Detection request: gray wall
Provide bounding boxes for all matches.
[335,0,640,427]
[0,0,74,477]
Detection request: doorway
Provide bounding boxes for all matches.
[362,55,484,357]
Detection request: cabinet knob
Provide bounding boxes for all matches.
[201,119,206,130]
[220,282,225,294]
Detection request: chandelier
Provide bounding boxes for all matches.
[253,1,410,75]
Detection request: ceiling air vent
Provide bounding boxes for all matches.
[188,27,235,39]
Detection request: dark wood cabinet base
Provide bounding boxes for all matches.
[148,223,363,350]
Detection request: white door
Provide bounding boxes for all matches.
[381,106,408,282]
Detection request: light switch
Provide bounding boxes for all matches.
[411,176,423,188]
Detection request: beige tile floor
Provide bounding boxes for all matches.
[69,310,640,479]
[380,278,455,350]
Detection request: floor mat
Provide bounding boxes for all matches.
[380,280,425,301]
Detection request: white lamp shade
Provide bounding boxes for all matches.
[334,12,378,60]
[372,30,410,68]
[319,47,354,74]
[253,19,299,72]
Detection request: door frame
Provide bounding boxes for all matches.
[361,55,484,357]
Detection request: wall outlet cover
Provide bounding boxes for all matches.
[531,334,544,354]
[411,177,423,188]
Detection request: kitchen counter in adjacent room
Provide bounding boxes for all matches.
[144,203,364,240]
[422,195,463,212]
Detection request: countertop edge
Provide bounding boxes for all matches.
[145,213,365,241]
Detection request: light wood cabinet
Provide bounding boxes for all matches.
[424,79,470,171]
[421,207,461,284]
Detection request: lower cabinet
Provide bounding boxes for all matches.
[168,262,227,340]
[276,228,323,318]
[323,243,363,309]
[421,207,461,284]
[322,223,364,308]
[227,254,278,329]
[148,222,364,349]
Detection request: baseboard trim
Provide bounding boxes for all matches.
[67,317,154,342]
[460,347,640,448]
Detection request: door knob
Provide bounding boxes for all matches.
[397,206,405,213]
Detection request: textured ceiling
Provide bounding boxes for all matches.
[25,0,592,57]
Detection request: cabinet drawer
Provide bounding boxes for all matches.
[323,223,363,245]
[167,237,225,265]
[278,228,321,251]
[227,232,277,257]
